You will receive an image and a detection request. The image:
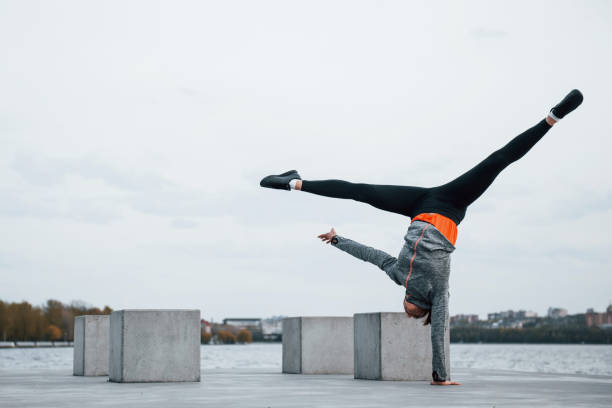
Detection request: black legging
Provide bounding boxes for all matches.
[301,119,552,225]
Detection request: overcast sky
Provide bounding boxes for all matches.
[1,0,611,321]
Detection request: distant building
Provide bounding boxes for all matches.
[485,309,538,328]
[261,316,284,341]
[487,312,500,321]
[547,307,568,319]
[200,319,211,335]
[216,318,281,342]
[222,318,262,330]
[487,310,537,321]
[585,305,612,328]
[210,318,263,342]
[506,320,524,329]
[450,314,479,326]
[517,310,538,319]
[488,310,513,321]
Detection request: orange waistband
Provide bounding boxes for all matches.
[411,213,457,246]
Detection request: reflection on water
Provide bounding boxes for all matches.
[1,343,611,376]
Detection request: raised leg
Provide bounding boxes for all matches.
[430,89,584,210]
[431,119,553,209]
[300,179,427,217]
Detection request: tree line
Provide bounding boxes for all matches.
[0,299,112,342]
[202,329,253,344]
[451,327,612,344]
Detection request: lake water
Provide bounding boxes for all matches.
[1,343,611,376]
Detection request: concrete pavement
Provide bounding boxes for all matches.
[1,367,611,407]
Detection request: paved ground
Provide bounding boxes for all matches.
[1,368,611,407]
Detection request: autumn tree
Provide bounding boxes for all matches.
[8,302,45,341]
[0,299,113,341]
[0,301,9,341]
[46,325,62,341]
[201,331,212,344]
[44,300,64,328]
[237,329,253,344]
[216,330,237,344]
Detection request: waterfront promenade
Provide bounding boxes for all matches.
[1,367,611,407]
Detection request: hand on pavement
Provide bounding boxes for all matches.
[430,380,461,386]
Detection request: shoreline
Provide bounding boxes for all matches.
[0,342,73,349]
[3,341,612,349]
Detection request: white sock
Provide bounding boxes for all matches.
[289,179,298,190]
[548,110,561,122]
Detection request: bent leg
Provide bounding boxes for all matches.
[301,179,427,217]
[433,119,552,208]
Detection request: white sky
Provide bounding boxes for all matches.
[1,0,611,321]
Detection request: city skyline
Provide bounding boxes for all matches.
[3,296,612,323]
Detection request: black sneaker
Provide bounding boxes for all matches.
[550,89,583,120]
[260,170,301,190]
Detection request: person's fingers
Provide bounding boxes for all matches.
[318,229,337,242]
[430,381,461,386]
[318,232,336,243]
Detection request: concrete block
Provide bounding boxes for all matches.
[73,315,109,376]
[109,310,200,383]
[282,317,353,374]
[354,312,450,381]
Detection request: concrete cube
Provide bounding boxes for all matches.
[354,312,450,381]
[109,310,200,383]
[282,317,353,374]
[73,315,109,376]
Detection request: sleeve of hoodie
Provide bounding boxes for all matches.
[430,290,450,382]
[330,235,401,285]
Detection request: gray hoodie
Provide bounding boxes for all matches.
[331,220,455,381]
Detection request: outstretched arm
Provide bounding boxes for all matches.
[317,227,400,284]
